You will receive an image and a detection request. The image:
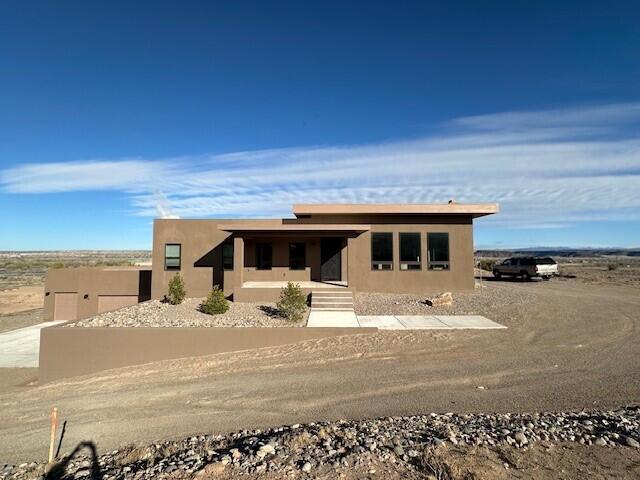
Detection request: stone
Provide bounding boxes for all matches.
[425,292,453,307]
[624,436,640,448]
[594,438,607,446]
[301,462,312,472]
[514,432,528,445]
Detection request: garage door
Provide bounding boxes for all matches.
[54,293,78,320]
[97,295,138,314]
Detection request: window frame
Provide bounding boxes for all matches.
[399,232,422,270]
[427,232,450,271]
[222,241,234,270]
[164,243,181,271]
[255,242,273,270]
[371,232,393,271]
[289,242,306,270]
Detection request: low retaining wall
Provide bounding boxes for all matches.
[38,324,377,384]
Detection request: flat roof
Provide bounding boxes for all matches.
[218,223,371,232]
[293,203,499,218]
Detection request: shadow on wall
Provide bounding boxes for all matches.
[45,441,102,480]
[194,242,226,290]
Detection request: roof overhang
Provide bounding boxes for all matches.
[218,223,371,233]
[293,203,499,219]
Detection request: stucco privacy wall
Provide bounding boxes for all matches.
[43,267,151,321]
[152,214,475,300]
[38,324,377,383]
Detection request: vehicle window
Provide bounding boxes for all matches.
[536,257,557,265]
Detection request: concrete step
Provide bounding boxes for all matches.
[311,290,354,312]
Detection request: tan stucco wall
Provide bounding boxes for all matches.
[39,324,376,383]
[152,214,475,301]
[43,267,151,321]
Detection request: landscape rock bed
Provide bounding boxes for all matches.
[354,281,536,319]
[67,298,308,328]
[3,406,638,479]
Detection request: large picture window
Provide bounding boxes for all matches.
[222,242,234,270]
[427,233,450,270]
[289,242,306,270]
[371,232,393,270]
[164,244,181,271]
[400,233,421,270]
[256,242,272,270]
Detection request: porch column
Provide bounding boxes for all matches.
[347,236,357,292]
[233,236,245,291]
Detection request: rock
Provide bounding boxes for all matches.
[624,436,640,448]
[393,446,404,456]
[425,292,453,307]
[301,461,312,472]
[594,438,607,446]
[514,432,528,445]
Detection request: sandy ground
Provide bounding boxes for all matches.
[0,285,43,316]
[0,278,639,465]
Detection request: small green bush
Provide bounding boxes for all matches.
[200,285,229,315]
[276,282,307,323]
[167,273,186,305]
[51,262,65,269]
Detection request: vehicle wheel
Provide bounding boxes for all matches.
[493,270,501,280]
[542,276,550,281]
[521,271,531,281]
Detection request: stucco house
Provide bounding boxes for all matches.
[44,202,498,320]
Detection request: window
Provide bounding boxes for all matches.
[400,233,421,270]
[427,233,449,270]
[256,242,272,270]
[371,232,393,270]
[289,242,306,270]
[222,242,234,270]
[164,244,181,271]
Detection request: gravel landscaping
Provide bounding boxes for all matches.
[67,298,309,328]
[3,406,638,479]
[354,280,536,320]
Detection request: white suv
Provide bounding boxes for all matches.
[492,256,558,280]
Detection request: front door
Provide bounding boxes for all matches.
[321,238,342,281]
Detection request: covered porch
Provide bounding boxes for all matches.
[217,222,368,302]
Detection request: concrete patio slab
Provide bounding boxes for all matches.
[357,315,406,329]
[395,315,451,329]
[0,321,64,368]
[435,315,507,329]
[307,310,360,328]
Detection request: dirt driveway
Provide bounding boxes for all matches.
[1,279,639,463]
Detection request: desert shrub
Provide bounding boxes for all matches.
[276,282,307,323]
[477,259,496,271]
[200,285,229,315]
[167,273,186,305]
[51,262,65,269]
[607,263,619,271]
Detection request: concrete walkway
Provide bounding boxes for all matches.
[0,321,64,368]
[308,313,505,329]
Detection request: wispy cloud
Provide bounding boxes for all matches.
[2,103,639,228]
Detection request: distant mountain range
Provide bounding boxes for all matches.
[475,247,640,258]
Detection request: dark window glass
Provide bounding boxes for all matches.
[165,244,181,271]
[536,257,557,265]
[222,242,234,270]
[400,233,421,270]
[428,233,450,270]
[289,242,306,270]
[256,242,272,270]
[371,232,393,270]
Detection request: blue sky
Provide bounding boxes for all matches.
[1,1,639,250]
